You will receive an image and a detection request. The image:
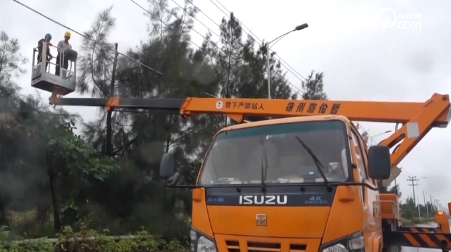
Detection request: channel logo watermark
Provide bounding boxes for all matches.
[360,8,422,30]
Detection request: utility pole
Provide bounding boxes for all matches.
[407,176,421,219]
[430,195,435,213]
[106,43,119,155]
[423,191,428,218]
[434,199,440,211]
[407,176,419,204]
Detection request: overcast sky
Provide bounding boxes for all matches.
[1,0,451,207]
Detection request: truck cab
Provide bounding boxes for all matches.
[160,115,391,252]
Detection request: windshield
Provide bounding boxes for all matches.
[198,120,350,185]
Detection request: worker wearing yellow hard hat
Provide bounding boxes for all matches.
[55,31,73,76]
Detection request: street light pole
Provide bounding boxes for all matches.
[415,176,426,219]
[267,43,270,98]
[266,23,308,99]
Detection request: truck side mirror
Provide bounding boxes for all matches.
[367,145,391,180]
[160,153,179,186]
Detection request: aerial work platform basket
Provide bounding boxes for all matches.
[31,41,77,96]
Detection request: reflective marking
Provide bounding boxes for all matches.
[418,233,436,247]
[216,101,223,109]
[404,233,421,246]
[406,122,419,138]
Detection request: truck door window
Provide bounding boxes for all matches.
[351,131,367,180]
[351,131,367,201]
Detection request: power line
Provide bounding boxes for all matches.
[151,0,301,93]
[131,0,235,56]
[13,0,163,76]
[170,0,222,43]
[190,0,306,84]
[155,0,302,92]
[407,176,419,204]
[131,0,302,95]
[180,0,303,94]
[212,0,306,81]
[16,0,301,96]
[211,0,307,81]
[212,0,262,44]
[130,0,203,49]
[186,0,221,28]
[15,0,216,101]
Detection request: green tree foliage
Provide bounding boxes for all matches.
[301,70,327,100]
[70,2,310,238]
[0,30,120,236]
[0,31,27,92]
[380,184,402,197]
[389,184,401,197]
[1,0,335,244]
[77,5,130,155]
[400,196,439,224]
[73,3,213,238]
[209,13,294,100]
[7,0,441,245]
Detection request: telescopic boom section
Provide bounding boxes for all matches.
[49,93,451,166]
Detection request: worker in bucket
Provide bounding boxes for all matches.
[37,33,54,71]
[55,31,72,76]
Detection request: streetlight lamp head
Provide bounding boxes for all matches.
[295,23,308,31]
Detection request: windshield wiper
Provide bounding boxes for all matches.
[295,136,329,186]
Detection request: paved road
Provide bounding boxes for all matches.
[402,223,443,252]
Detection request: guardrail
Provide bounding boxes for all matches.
[3,235,139,245]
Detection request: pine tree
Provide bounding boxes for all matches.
[301,70,327,100]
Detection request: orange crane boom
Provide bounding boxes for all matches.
[49,93,451,167]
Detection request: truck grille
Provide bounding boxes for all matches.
[225,240,240,252]
[248,241,281,252]
[289,244,307,252]
[225,240,307,252]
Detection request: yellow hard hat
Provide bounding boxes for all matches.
[64,31,71,38]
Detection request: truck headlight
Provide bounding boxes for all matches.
[197,236,217,252]
[323,243,348,252]
[321,231,364,252]
[190,227,217,252]
[348,232,364,251]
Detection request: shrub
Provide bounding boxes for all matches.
[0,220,189,252]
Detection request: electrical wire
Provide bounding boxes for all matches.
[130,0,205,50]
[186,0,221,28]
[170,0,303,94]
[14,0,302,97]
[13,0,163,76]
[213,0,306,81]
[14,0,213,105]
[170,0,223,43]
[211,0,307,81]
[131,0,224,53]
[182,0,305,91]
[173,0,303,95]
[131,0,302,95]
[212,0,262,44]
